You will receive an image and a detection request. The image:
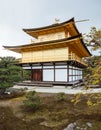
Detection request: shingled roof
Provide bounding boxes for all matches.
[23,17,80,38]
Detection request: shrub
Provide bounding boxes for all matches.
[71,93,82,105]
[56,92,66,101]
[23,91,41,111]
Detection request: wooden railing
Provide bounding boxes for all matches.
[18,54,87,66]
[68,53,87,66]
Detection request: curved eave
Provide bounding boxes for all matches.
[3,46,22,53]
[80,38,92,56]
[23,17,80,38]
[3,34,91,57]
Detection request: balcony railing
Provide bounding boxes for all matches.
[18,54,87,66]
[68,53,87,66]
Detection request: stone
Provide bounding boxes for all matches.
[24,87,28,90]
[80,128,84,130]
[64,122,77,130]
[7,92,11,95]
[83,128,87,130]
[76,126,81,129]
[76,127,87,130]
[86,122,92,127]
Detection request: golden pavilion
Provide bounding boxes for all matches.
[3,18,91,86]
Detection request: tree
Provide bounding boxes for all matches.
[84,27,101,53]
[23,91,41,111]
[0,57,23,94]
[83,27,101,85]
[83,56,101,85]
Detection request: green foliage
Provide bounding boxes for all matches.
[23,70,31,80]
[71,93,81,105]
[0,57,23,93]
[84,27,101,52]
[23,91,41,111]
[83,56,101,85]
[56,92,66,101]
[87,100,93,106]
[86,93,101,108]
[83,27,101,85]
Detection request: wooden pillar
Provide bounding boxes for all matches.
[30,64,33,81]
[54,63,55,82]
[42,63,43,81]
[67,63,69,82]
[21,64,24,80]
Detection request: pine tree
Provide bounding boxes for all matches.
[0,57,22,94]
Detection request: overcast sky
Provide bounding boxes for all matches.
[0,0,101,57]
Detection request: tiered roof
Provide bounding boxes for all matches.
[3,17,91,57]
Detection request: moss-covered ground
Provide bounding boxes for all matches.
[0,92,101,130]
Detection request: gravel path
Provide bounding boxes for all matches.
[13,85,101,94]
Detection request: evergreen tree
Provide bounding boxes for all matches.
[0,57,22,94]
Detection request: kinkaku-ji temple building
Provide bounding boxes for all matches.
[3,18,91,86]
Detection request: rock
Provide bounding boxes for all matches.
[76,126,81,129]
[76,126,87,130]
[64,122,76,130]
[0,88,6,95]
[86,122,92,127]
[6,87,25,94]
[80,128,85,130]
[6,92,11,95]
[24,87,28,90]
[40,121,48,127]
[83,128,87,130]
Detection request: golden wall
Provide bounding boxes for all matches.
[21,47,68,63]
[36,32,66,42]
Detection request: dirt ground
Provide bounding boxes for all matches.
[0,93,101,130]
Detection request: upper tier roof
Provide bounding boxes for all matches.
[3,34,91,57]
[23,18,80,38]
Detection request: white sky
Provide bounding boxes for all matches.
[0,0,101,58]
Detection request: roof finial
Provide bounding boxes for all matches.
[75,19,89,23]
[54,18,60,24]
